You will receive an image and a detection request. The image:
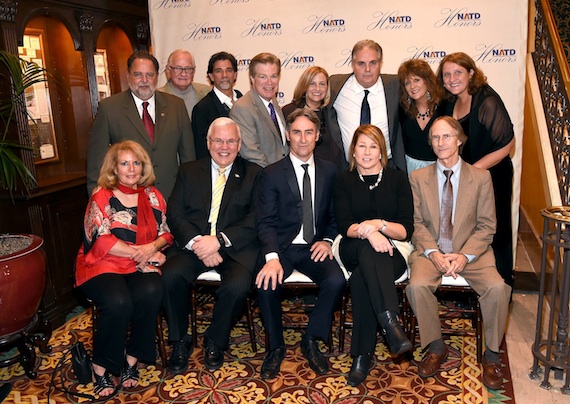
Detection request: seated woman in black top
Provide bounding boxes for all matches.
[334,124,414,387]
[398,59,443,174]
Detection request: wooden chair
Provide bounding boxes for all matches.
[90,303,167,367]
[261,269,335,353]
[406,275,483,362]
[190,269,257,352]
[332,235,412,353]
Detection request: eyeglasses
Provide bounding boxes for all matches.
[208,137,240,146]
[130,72,156,80]
[430,134,457,143]
[169,66,196,74]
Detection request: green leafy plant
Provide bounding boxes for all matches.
[0,50,48,197]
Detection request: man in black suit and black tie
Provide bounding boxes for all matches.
[255,108,345,379]
[162,117,262,374]
[192,52,243,159]
[325,39,406,173]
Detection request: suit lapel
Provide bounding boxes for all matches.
[381,75,398,146]
[424,164,441,236]
[314,159,325,230]
[124,94,152,146]
[252,90,283,143]
[154,92,169,147]
[453,161,473,239]
[199,159,213,215]
[284,157,301,201]
[219,158,242,216]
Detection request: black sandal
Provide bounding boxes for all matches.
[120,361,139,389]
[93,370,116,396]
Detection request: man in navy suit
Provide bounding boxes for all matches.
[325,39,405,172]
[162,117,262,373]
[255,109,345,379]
[192,52,243,159]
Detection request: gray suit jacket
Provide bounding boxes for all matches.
[86,90,195,199]
[325,73,406,172]
[229,89,288,167]
[409,160,497,270]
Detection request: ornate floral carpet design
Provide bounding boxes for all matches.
[0,300,514,403]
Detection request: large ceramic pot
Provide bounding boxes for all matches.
[0,234,46,336]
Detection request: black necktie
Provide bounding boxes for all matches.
[439,170,454,253]
[360,90,371,125]
[302,164,314,243]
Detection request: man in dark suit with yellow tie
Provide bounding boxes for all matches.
[162,117,261,374]
[255,109,345,379]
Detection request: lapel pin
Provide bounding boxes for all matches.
[235,173,240,178]
[161,112,165,117]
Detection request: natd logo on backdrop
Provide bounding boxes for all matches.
[276,91,286,105]
[209,0,250,4]
[302,14,346,34]
[367,11,412,30]
[236,58,251,72]
[405,46,447,65]
[152,0,192,10]
[279,51,315,70]
[334,49,353,69]
[473,44,517,63]
[182,23,222,40]
[241,18,282,37]
[435,8,481,28]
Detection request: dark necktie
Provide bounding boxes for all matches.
[268,102,282,137]
[222,103,230,114]
[439,169,454,253]
[360,89,371,125]
[302,163,314,243]
[142,101,155,143]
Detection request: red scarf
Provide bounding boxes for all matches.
[117,184,157,245]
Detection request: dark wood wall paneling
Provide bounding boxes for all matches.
[0,0,149,327]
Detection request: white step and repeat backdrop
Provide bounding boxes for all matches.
[149,0,528,249]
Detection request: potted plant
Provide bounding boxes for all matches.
[0,51,51,378]
[0,50,48,199]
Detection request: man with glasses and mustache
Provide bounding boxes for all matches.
[162,117,262,374]
[87,50,194,199]
[159,49,211,122]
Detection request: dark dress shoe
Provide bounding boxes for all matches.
[204,337,224,370]
[482,357,503,390]
[300,335,329,375]
[418,346,448,378]
[347,354,371,386]
[377,310,413,355]
[261,346,286,379]
[168,339,192,374]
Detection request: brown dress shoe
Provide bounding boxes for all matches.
[482,357,503,390]
[418,346,448,378]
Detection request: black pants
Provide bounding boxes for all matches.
[490,157,514,287]
[161,249,253,350]
[78,271,163,375]
[257,245,346,351]
[341,238,406,356]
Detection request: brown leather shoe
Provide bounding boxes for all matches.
[482,357,503,390]
[418,346,448,378]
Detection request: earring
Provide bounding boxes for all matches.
[407,95,411,105]
[426,91,432,101]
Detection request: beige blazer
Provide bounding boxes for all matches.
[409,160,497,269]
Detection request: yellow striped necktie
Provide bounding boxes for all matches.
[209,167,227,235]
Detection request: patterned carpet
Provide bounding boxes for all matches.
[0,300,514,403]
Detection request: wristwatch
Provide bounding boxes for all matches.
[380,219,387,233]
[216,233,225,247]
